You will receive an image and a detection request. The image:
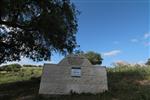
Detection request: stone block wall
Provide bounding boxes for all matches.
[39,64,108,94]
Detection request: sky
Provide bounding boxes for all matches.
[2,0,150,66]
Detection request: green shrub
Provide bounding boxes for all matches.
[0,64,22,72]
[23,65,38,67]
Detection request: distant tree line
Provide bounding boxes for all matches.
[0,64,43,72]
[0,58,149,72]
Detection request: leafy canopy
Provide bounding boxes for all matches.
[0,0,78,64]
[146,58,150,65]
[85,51,103,65]
[74,50,103,65]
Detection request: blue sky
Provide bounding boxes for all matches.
[73,0,150,66]
[3,0,150,66]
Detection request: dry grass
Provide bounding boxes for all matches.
[0,65,150,100]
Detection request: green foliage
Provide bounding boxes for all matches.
[74,50,103,65]
[146,58,150,65]
[0,64,22,72]
[0,65,42,84]
[23,65,42,67]
[0,0,78,64]
[85,51,103,65]
[106,66,150,100]
[0,65,150,100]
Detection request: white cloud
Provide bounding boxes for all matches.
[131,39,138,43]
[103,50,121,56]
[144,33,150,39]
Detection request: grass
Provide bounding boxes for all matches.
[106,66,150,100]
[0,65,150,100]
[0,67,42,84]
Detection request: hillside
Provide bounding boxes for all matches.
[0,65,150,100]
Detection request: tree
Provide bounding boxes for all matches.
[73,50,103,65]
[146,58,150,65]
[0,64,22,72]
[0,0,78,64]
[84,51,103,65]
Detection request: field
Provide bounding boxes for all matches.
[0,65,150,100]
[0,67,42,84]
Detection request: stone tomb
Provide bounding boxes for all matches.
[39,55,108,95]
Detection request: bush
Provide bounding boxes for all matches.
[0,64,22,72]
[23,65,38,67]
[146,58,150,65]
[0,66,6,71]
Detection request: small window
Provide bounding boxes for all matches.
[71,67,81,77]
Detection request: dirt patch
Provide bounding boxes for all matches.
[136,80,150,85]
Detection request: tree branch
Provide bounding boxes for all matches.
[0,20,31,31]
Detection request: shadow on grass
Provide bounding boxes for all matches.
[106,70,150,100]
[0,68,150,100]
[34,71,150,100]
[0,77,40,100]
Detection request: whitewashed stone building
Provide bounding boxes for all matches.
[39,55,108,95]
